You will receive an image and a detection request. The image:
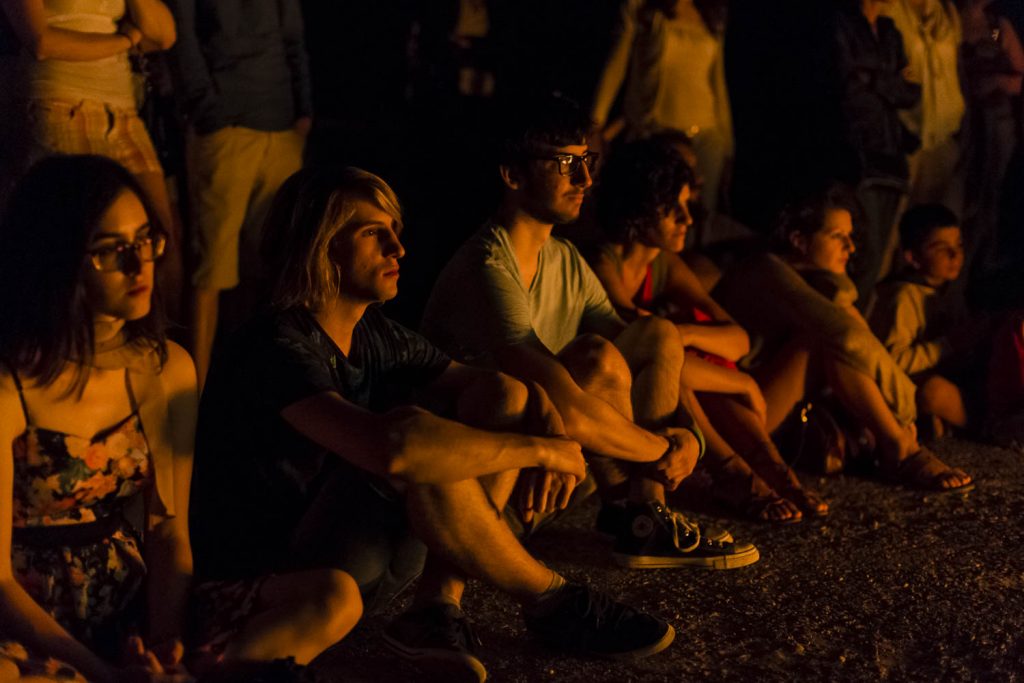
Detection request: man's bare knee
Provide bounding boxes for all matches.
[918,375,958,413]
[618,316,683,369]
[559,333,632,390]
[457,371,529,429]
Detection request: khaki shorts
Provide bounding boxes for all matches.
[189,126,304,291]
[28,98,163,176]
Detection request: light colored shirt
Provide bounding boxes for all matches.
[422,223,624,364]
[27,0,136,109]
[591,0,730,143]
[882,0,964,148]
[870,276,957,376]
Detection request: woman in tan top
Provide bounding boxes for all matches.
[2,0,183,315]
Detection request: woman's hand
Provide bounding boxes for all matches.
[119,636,193,683]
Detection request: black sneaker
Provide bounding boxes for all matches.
[613,501,759,569]
[596,500,734,543]
[383,603,488,682]
[523,582,675,659]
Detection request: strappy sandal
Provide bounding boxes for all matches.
[701,450,803,524]
[742,442,830,517]
[885,447,975,494]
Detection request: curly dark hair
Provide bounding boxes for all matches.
[496,92,592,167]
[596,138,694,245]
[0,155,167,390]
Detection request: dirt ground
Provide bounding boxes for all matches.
[314,438,1024,682]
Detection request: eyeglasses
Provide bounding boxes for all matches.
[534,151,600,176]
[87,232,167,272]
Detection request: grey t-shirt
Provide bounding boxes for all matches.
[422,223,624,363]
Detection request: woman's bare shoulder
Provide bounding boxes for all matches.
[159,341,197,394]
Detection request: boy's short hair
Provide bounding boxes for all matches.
[495,92,592,166]
[899,203,960,251]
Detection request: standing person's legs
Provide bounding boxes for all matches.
[853,182,904,306]
[235,130,305,297]
[188,127,264,387]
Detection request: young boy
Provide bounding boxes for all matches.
[870,203,972,434]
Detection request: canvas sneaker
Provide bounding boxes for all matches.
[595,500,734,543]
[613,501,759,569]
[523,582,675,660]
[383,602,488,682]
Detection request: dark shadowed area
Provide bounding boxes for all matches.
[314,438,1023,682]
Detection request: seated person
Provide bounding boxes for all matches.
[870,204,976,436]
[422,94,759,568]
[589,138,827,521]
[0,156,356,683]
[189,166,677,683]
[714,184,972,492]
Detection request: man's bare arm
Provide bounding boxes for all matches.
[281,391,585,483]
[494,340,669,463]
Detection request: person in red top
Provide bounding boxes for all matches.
[590,137,828,522]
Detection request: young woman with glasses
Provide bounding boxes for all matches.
[0,155,359,682]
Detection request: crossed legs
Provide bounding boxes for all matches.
[557,317,683,504]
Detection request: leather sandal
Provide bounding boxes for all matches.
[742,442,829,517]
[885,447,974,494]
[702,450,803,524]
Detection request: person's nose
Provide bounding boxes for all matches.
[572,159,593,189]
[383,230,405,260]
[119,248,143,276]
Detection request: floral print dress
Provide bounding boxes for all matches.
[1,369,151,680]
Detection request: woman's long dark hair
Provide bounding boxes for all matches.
[0,155,167,389]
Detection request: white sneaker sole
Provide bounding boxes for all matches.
[612,545,760,570]
[382,632,487,682]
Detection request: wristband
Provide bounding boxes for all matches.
[685,424,706,462]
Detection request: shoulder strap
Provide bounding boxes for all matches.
[6,363,32,425]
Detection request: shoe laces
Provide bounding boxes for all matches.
[570,585,629,633]
[426,606,482,652]
[655,503,701,552]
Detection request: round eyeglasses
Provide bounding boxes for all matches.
[87,232,167,272]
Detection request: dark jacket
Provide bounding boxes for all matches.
[835,8,921,182]
[168,0,313,134]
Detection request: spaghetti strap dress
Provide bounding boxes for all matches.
[0,368,150,679]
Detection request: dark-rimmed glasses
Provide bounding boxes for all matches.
[533,151,600,176]
[88,232,167,272]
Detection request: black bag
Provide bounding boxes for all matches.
[775,399,850,476]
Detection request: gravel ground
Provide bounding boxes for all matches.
[314,438,1023,682]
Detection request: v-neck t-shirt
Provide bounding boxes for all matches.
[422,223,624,364]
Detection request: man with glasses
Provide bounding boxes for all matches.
[422,94,759,571]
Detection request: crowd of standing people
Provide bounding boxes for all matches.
[0,0,1021,681]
